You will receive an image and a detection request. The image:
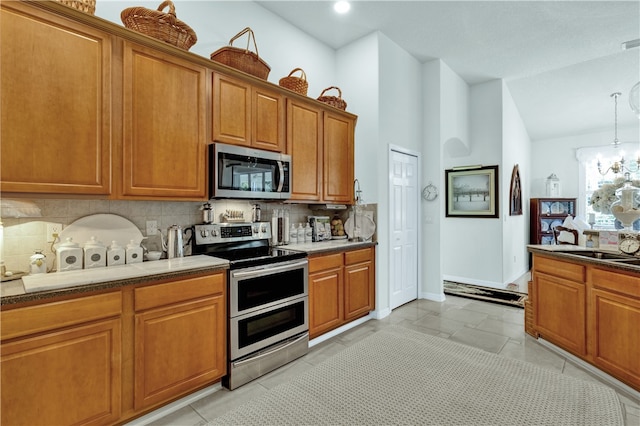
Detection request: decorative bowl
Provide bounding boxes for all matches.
[145,251,162,261]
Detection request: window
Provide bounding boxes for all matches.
[578,143,640,230]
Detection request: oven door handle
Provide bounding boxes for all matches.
[232,332,309,367]
[232,260,307,279]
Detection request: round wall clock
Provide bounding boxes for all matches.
[422,183,438,201]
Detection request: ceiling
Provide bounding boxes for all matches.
[256,1,640,141]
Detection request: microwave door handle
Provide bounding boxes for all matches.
[276,161,285,192]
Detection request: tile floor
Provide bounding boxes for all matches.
[147,295,640,426]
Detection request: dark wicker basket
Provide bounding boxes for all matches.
[317,86,347,110]
[210,27,270,79]
[279,68,308,96]
[121,1,197,51]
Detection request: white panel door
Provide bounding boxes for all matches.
[390,150,418,309]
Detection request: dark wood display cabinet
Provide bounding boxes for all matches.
[530,198,577,245]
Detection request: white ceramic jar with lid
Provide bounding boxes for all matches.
[29,250,47,275]
[56,237,83,272]
[126,240,143,264]
[107,241,126,266]
[84,236,106,269]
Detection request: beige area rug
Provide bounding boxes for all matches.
[209,327,624,425]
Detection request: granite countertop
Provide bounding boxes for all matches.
[1,255,229,306]
[1,241,376,306]
[286,239,376,255]
[528,244,640,274]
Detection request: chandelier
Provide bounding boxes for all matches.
[597,92,640,175]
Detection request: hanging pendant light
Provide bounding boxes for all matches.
[597,92,640,175]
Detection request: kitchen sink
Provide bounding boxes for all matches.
[562,251,632,260]
[562,250,640,264]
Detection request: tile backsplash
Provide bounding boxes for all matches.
[0,198,331,274]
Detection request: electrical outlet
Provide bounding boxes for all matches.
[47,223,63,242]
[146,220,158,236]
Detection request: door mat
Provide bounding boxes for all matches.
[444,281,526,308]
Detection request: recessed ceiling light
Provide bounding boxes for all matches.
[334,1,351,14]
[621,39,640,50]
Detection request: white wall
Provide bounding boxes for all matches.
[95,1,337,96]
[502,82,531,284]
[442,80,504,288]
[530,124,639,199]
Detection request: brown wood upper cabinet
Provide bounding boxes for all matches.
[0,2,112,195]
[287,101,355,204]
[120,41,207,200]
[213,73,285,152]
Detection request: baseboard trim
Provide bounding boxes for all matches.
[309,314,373,347]
[124,383,222,425]
[538,338,640,403]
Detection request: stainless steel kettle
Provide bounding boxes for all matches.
[160,225,185,258]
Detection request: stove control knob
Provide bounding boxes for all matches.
[253,225,259,234]
[260,224,267,233]
[211,229,218,237]
[200,229,209,238]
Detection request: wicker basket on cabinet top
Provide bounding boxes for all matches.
[121,0,197,51]
[54,0,96,14]
[279,68,308,96]
[210,27,271,79]
[317,86,347,110]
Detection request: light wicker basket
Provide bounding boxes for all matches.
[210,27,270,80]
[54,0,96,14]
[121,1,197,51]
[317,86,347,110]
[279,68,308,96]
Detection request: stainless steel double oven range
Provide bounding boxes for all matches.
[192,222,308,390]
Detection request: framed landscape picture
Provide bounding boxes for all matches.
[445,165,499,218]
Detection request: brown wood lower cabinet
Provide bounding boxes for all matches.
[530,252,640,391]
[133,274,226,410]
[309,246,375,339]
[589,268,640,389]
[0,271,227,425]
[1,292,123,426]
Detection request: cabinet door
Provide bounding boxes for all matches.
[309,267,344,338]
[252,86,285,152]
[590,289,640,390]
[287,100,322,201]
[134,295,225,409]
[533,271,586,356]
[1,319,122,426]
[0,3,111,195]
[122,42,206,199]
[344,248,375,320]
[212,73,251,146]
[323,112,354,203]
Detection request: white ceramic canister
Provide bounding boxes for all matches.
[126,240,143,264]
[84,236,106,269]
[56,237,83,272]
[29,250,47,275]
[107,241,126,266]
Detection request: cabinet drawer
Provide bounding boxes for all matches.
[534,255,585,282]
[309,253,343,273]
[345,247,372,265]
[135,273,225,311]
[591,267,640,298]
[1,292,122,341]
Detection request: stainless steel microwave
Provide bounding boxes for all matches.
[209,143,291,200]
